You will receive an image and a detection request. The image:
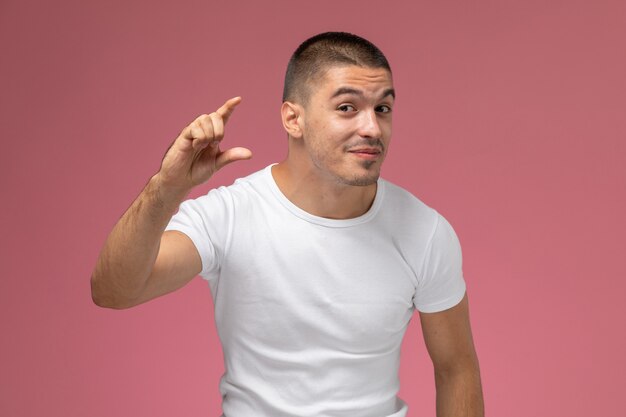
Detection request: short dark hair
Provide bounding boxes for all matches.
[282,32,391,105]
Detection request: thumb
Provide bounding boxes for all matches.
[215,147,253,171]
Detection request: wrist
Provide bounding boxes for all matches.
[148,173,192,214]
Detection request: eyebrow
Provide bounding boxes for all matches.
[331,87,396,100]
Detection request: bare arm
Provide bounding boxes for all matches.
[90,97,251,309]
[90,176,198,309]
[419,292,485,417]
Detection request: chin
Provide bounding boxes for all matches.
[347,161,382,186]
[345,177,379,186]
[337,170,380,187]
[324,159,382,187]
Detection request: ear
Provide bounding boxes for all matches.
[281,101,303,139]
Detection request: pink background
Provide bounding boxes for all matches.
[1,1,625,416]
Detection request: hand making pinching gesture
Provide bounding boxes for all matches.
[158,97,252,192]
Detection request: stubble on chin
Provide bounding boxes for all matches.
[338,160,381,187]
[343,177,378,186]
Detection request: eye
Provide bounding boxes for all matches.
[376,104,392,113]
[338,104,356,112]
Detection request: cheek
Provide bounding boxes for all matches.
[305,117,354,154]
[328,119,357,141]
[382,121,392,141]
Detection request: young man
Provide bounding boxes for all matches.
[91,32,484,417]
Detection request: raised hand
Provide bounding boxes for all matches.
[157,97,252,192]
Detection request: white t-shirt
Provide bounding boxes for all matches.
[165,164,466,417]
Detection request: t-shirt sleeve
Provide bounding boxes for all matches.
[413,212,467,313]
[164,187,232,281]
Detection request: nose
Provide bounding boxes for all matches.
[358,109,382,139]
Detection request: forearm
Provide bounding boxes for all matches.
[90,174,190,308]
[434,365,484,417]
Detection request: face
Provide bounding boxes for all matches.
[298,65,395,187]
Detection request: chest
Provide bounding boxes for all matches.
[216,216,417,352]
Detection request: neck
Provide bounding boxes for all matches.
[271,160,378,220]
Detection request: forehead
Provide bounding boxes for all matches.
[312,65,394,99]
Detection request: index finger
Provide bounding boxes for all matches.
[216,96,242,125]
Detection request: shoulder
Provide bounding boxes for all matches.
[377,178,462,261]
[168,166,270,229]
[222,164,273,198]
[191,165,272,206]
[378,178,439,229]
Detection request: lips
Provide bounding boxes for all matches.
[348,147,382,160]
[348,147,382,155]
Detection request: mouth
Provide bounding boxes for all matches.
[347,147,383,160]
